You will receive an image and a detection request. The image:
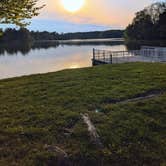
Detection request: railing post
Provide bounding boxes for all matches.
[103,51,105,61]
[93,48,95,60]
[110,54,113,64]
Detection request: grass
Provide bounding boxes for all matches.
[0,62,166,166]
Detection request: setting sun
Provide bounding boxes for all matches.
[61,0,85,12]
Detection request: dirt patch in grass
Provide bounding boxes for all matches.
[103,89,165,104]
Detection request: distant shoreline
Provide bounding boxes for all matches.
[34,38,124,43]
[58,38,124,43]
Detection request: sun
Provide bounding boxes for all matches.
[61,0,85,13]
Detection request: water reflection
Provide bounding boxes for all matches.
[0,42,32,55]
[125,40,166,50]
[0,40,124,56]
[0,39,125,79]
[0,41,59,55]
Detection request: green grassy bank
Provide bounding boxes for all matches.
[0,63,166,166]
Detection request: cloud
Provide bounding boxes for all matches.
[37,0,155,27]
[1,0,156,32]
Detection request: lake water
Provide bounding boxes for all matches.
[0,39,126,79]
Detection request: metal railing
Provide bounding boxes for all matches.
[92,48,166,65]
[92,49,140,64]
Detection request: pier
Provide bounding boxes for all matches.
[92,46,166,65]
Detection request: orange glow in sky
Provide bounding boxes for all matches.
[23,0,157,32]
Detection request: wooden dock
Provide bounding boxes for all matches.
[92,47,166,65]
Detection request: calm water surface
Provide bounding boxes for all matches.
[0,39,126,79]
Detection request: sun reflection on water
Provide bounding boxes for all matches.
[69,64,80,69]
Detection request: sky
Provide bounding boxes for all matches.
[0,0,161,33]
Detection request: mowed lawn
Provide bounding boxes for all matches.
[0,63,166,166]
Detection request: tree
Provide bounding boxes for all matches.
[0,28,32,42]
[0,28,3,36]
[0,0,44,27]
[158,11,166,40]
[125,12,154,40]
[125,2,166,41]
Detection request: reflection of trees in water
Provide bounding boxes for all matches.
[125,41,141,50]
[0,41,60,55]
[3,39,165,55]
[125,40,166,50]
[0,40,124,56]
[3,40,164,55]
[0,40,123,55]
[32,41,60,50]
[0,41,32,55]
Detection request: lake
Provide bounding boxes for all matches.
[0,39,126,79]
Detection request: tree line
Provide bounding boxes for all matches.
[125,2,166,41]
[58,30,124,40]
[0,28,124,42]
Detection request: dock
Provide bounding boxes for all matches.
[92,46,166,65]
